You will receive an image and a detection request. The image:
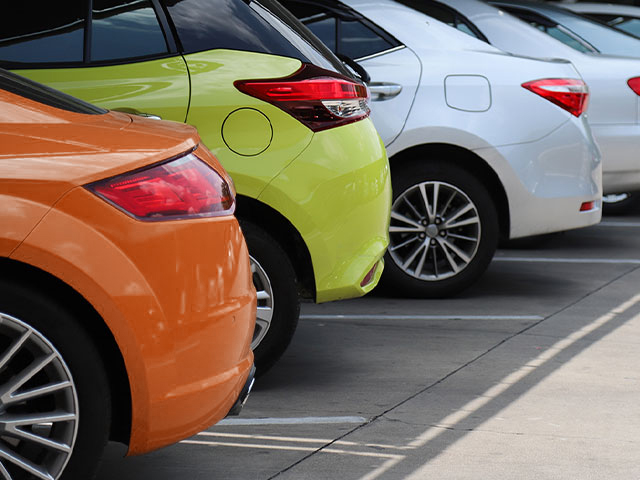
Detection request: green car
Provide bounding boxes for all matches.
[2,0,391,374]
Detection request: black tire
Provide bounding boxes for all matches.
[0,280,110,480]
[602,192,640,216]
[240,221,300,376]
[381,160,499,298]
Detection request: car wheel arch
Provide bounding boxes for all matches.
[0,257,132,445]
[235,194,316,301]
[390,142,510,240]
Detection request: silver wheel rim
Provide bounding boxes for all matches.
[0,313,78,480]
[389,181,481,281]
[603,193,630,204]
[250,256,273,351]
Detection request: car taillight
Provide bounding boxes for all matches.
[521,78,589,117]
[628,77,640,96]
[234,63,370,132]
[87,152,234,220]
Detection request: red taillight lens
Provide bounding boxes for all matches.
[628,77,640,96]
[235,63,370,132]
[522,78,589,117]
[87,152,234,220]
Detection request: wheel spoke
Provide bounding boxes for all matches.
[0,329,30,372]
[256,290,270,302]
[431,183,441,220]
[0,461,12,480]
[402,241,428,269]
[389,235,419,252]
[440,237,472,264]
[414,242,430,277]
[402,195,423,220]
[435,237,461,274]
[447,232,478,242]
[0,444,53,480]
[418,183,434,222]
[390,211,422,231]
[444,203,474,227]
[0,354,55,404]
[446,215,480,230]
[5,381,72,406]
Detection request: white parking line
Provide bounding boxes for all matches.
[300,314,543,321]
[217,416,367,426]
[494,256,640,264]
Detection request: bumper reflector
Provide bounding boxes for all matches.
[360,261,379,287]
[580,201,595,212]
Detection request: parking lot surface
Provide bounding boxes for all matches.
[97,215,640,479]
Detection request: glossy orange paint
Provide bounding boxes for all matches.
[0,87,255,454]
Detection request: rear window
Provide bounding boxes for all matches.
[0,4,85,65]
[164,0,351,75]
[0,69,107,115]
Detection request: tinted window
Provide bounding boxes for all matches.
[0,4,85,65]
[305,16,337,52]
[393,0,486,41]
[91,0,169,62]
[498,6,596,53]
[340,19,395,58]
[164,0,348,75]
[0,69,106,115]
[587,13,640,39]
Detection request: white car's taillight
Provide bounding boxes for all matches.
[235,63,370,132]
[87,152,234,220]
[628,77,640,96]
[521,78,589,117]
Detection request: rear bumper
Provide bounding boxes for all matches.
[12,186,257,456]
[478,117,602,239]
[258,119,392,303]
[226,365,256,417]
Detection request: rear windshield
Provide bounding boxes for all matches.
[0,69,107,115]
[164,0,351,76]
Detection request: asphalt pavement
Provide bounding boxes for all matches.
[96,214,640,479]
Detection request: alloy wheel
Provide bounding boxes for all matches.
[0,313,78,480]
[249,256,274,351]
[389,181,481,281]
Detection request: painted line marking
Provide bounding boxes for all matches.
[301,314,543,321]
[494,256,640,264]
[217,416,367,426]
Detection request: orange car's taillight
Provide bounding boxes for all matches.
[87,152,234,220]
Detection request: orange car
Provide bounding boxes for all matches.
[0,70,256,479]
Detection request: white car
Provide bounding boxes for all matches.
[558,2,640,39]
[423,0,640,213]
[281,0,601,297]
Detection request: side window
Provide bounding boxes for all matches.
[304,16,337,52]
[339,19,396,59]
[91,0,169,62]
[0,4,85,65]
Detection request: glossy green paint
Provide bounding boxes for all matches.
[14,49,391,302]
[183,50,313,199]
[16,57,190,122]
[259,119,391,302]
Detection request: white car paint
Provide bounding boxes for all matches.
[438,0,640,196]
[284,0,601,296]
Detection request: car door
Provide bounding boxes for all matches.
[284,0,421,146]
[2,0,190,123]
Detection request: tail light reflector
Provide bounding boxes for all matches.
[522,78,589,117]
[580,201,595,212]
[87,152,234,220]
[235,63,370,132]
[628,77,640,96]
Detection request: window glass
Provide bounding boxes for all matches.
[591,14,640,39]
[91,0,168,62]
[339,19,395,59]
[305,17,337,52]
[392,0,484,40]
[0,3,85,65]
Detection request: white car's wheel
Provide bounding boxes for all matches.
[382,161,499,297]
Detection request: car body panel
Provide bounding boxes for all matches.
[15,57,191,123]
[0,88,255,455]
[332,0,602,238]
[259,119,390,301]
[437,0,640,195]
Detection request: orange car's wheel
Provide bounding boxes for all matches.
[0,281,111,480]
[241,221,300,377]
